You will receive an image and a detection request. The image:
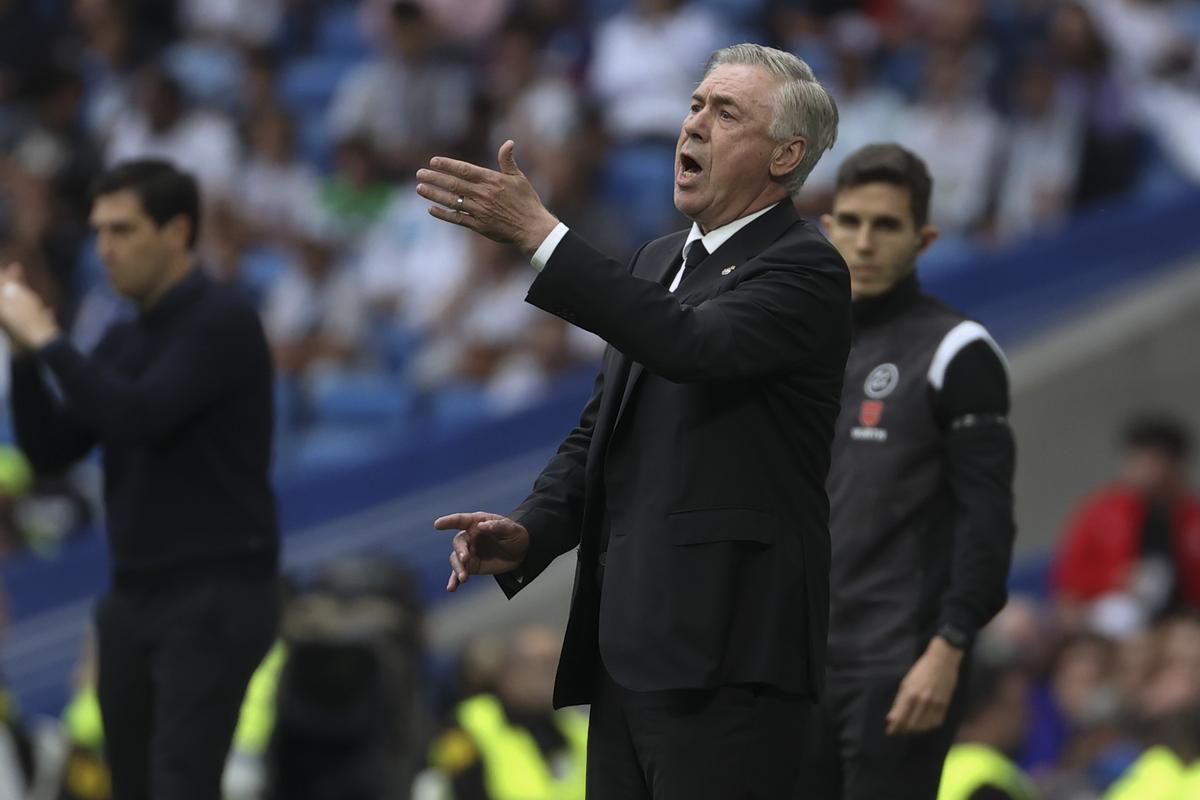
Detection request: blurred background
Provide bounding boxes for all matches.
[0,0,1197,797]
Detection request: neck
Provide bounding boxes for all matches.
[139,254,193,311]
[851,271,919,327]
[697,190,786,235]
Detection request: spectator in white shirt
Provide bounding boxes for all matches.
[588,0,723,143]
[355,185,474,335]
[994,58,1084,239]
[237,106,321,244]
[262,227,367,379]
[796,13,907,213]
[327,0,473,176]
[895,47,1002,234]
[105,65,240,201]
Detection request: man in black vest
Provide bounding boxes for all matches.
[803,143,1017,799]
[417,43,849,798]
[0,160,279,800]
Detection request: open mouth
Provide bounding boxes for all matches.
[679,154,702,178]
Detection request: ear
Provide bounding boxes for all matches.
[819,212,834,234]
[163,214,193,251]
[770,137,807,181]
[915,223,939,257]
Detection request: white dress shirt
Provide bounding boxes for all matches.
[531,202,780,294]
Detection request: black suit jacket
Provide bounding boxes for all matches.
[498,201,851,708]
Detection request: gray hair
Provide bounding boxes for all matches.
[705,43,839,195]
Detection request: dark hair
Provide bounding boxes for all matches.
[391,1,425,23]
[1124,415,1191,461]
[834,143,933,228]
[90,159,201,248]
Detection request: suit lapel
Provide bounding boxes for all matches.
[675,201,800,304]
[612,202,801,430]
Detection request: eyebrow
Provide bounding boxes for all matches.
[692,92,746,115]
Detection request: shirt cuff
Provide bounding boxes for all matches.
[530,222,570,272]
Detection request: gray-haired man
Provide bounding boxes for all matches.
[417,44,848,798]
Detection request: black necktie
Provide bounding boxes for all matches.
[680,240,708,284]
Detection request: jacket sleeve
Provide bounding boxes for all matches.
[496,364,605,598]
[526,230,850,382]
[34,303,260,446]
[10,354,96,474]
[934,339,1017,647]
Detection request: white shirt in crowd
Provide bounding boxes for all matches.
[588,5,723,141]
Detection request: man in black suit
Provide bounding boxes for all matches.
[417,43,848,798]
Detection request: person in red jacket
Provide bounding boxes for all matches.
[1053,416,1200,618]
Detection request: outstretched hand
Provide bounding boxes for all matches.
[434,511,531,592]
[0,262,58,351]
[415,140,559,257]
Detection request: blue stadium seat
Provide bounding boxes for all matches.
[278,55,358,114]
[369,323,424,373]
[585,0,629,24]
[294,107,335,172]
[695,0,767,26]
[316,3,370,58]
[288,424,395,471]
[163,41,244,110]
[430,383,492,434]
[600,142,682,246]
[238,245,290,307]
[308,371,415,427]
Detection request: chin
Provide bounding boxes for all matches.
[673,193,702,220]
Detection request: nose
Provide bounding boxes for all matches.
[854,224,874,253]
[682,108,708,141]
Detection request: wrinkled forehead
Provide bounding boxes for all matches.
[695,63,779,115]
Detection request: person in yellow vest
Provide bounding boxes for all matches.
[939,660,1038,800]
[424,625,587,800]
[1106,706,1200,800]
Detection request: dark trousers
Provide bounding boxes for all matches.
[95,572,279,800]
[800,674,966,800]
[586,663,812,799]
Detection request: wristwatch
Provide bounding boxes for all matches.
[937,622,969,650]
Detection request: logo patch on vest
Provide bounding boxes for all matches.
[859,400,884,427]
[864,363,899,399]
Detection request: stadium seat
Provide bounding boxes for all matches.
[316,3,370,58]
[696,0,768,26]
[294,107,335,172]
[307,371,415,428]
[278,55,358,114]
[288,424,396,471]
[430,383,492,434]
[238,245,290,308]
[600,142,683,246]
[163,41,244,110]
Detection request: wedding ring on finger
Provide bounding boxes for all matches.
[455,195,465,213]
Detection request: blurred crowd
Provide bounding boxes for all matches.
[0,0,1200,794]
[964,414,1200,799]
[0,412,1188,799]
[0,0,1197,485]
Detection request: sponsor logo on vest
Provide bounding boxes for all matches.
[859,400,884,427]
[864,363,899,399]
[850,427,888,442]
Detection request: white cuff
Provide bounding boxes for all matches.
[531,222,570,272]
